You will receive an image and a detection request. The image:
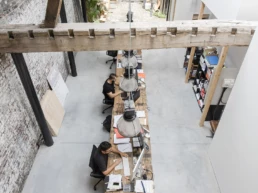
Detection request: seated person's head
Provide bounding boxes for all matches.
[108,73,116,82]
[100,141,112,154]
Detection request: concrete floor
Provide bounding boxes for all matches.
[22,49,220,193]
[22,2,220,193]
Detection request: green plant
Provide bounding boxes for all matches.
[151,10,166,18]
[86,0,107,22]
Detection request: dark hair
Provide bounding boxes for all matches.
[99,141,111,151]
[109,73,116,80]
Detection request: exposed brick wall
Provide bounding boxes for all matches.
[0,0,80,192]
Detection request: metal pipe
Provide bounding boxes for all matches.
[11,53,54,147]
[61,0,78,77]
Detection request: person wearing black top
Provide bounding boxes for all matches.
[102,73,123,102]
[94,141,128,176]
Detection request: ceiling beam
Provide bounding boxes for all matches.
[0,20,257,53]
[43,0,63,28]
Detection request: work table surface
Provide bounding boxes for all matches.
[106,50,154,193]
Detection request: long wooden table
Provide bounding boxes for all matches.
[106,50,154,193]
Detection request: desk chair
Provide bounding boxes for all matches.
[106,50,118,69]
[102,97,114,114]
[89,145,105,191]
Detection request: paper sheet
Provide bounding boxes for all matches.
[47,67,69,106]
[135,180,154,193]
[137,69,144,73]
[113,114,123,127]
[136,111,146,118]
[117,143,132,152]
[114,160,123,170]
[117,62,122,68]
[133,137,140,147]
[114,134,130,144]
[122,157,130,176]
[107,174,122,190]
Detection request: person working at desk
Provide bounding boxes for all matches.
[103,73,123,103]
[94,141,128,176]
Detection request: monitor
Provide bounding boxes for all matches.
[131,148,145,181]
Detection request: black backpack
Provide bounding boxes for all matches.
[102,115,112,132]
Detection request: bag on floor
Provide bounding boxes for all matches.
[102,115,112,132]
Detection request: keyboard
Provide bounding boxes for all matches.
[122,157,130,176]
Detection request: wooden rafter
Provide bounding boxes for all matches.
[0,20,256,53]
[43,0,63,28]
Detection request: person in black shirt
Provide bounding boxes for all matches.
[102,73,123,102]
[94,141,128,176]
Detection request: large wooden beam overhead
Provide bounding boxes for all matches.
[0,20,256,53]
[43,0,63,28]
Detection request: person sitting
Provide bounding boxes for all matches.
[94,141,128,176]
[102,73,123,103]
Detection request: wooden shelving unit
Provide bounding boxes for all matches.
[184,47,220,112]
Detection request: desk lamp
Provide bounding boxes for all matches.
[121,50,138,68]
[119,66,138,92]
[117,0,141,137]
[117,99,141,137]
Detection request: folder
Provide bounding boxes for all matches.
[114,128,124,138]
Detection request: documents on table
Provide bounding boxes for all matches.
[107,174,122,191]
[114,159,123,170]
[132,137,140,147]
[114,134,130,144]
[135,180,154,193]
[117,143,132,152]
[113,114,123,127]
[136,111,146,118]
[122,157,130,176]
[114,128,124,138]
[117,62,122,68]
[137,69,144,73]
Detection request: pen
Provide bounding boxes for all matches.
[141,181,146,193]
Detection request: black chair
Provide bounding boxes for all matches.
[89,145,105,190]
[106,50,118,69]
[102,97,114,114]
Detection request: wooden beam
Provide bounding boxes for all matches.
[43,0,63,28]
[198,2,205,20]
[199,46,229,126]
[185,2,206,83]
[0,21,256,53]
[185,47,196,83]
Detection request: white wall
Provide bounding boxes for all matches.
[209,68,238,105]
[202,0,242,19]
[173,0,213,67]
[237,0,258,20]
[209,29,258,193]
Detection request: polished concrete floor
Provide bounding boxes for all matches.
[22,49,220,193]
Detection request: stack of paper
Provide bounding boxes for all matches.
[114,134,130,144]
[107,174,122,191]
[117,143,133,152]
[135,180,154,193]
